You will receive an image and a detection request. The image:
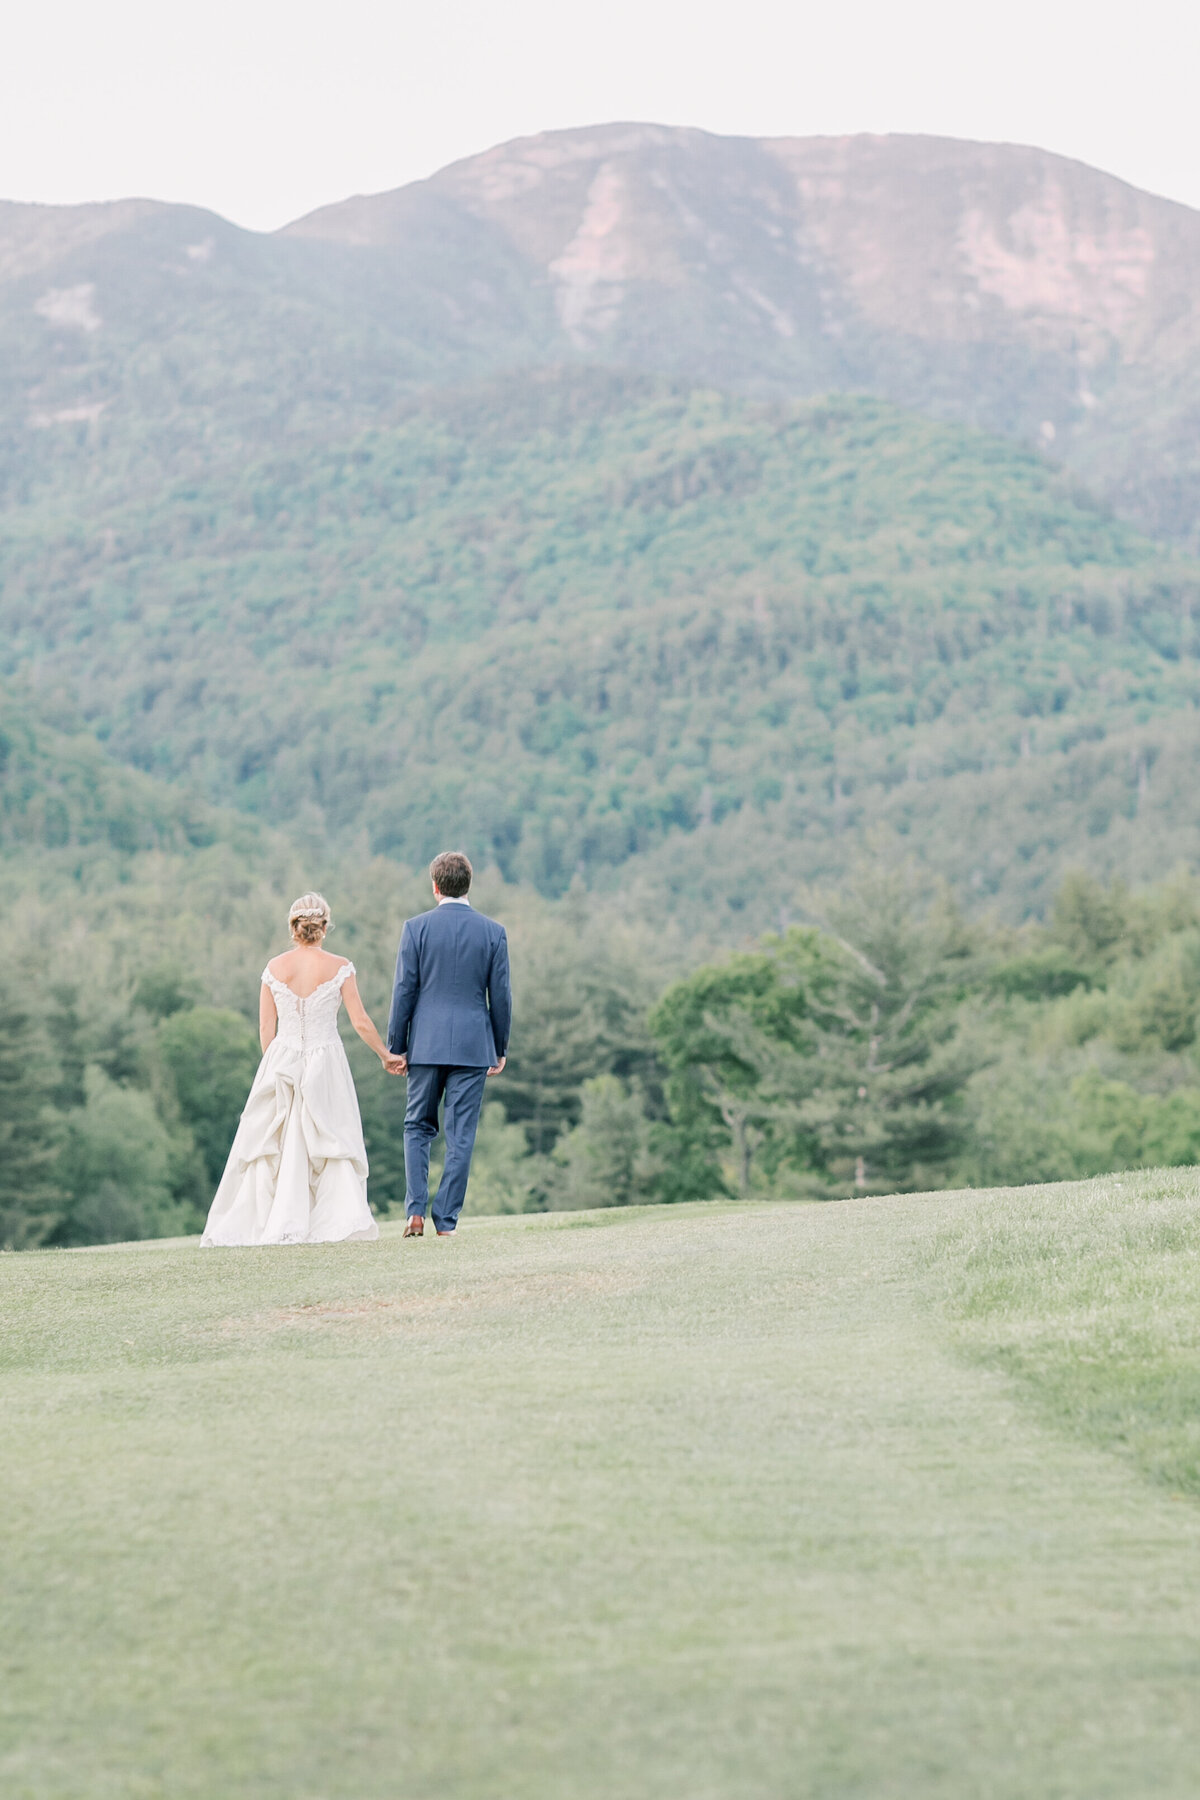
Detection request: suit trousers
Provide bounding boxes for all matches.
[403,1064,489,1232]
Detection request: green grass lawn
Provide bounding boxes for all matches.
[3,1176,1200,1799]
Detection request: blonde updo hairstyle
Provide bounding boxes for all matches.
[288,892,332,946]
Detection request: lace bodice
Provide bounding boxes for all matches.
[262,961,355,1051]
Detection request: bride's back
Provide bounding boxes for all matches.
[267,945,348,999]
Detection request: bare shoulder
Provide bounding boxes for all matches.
[267,948,348,977]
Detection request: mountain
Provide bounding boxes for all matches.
[0,194,536,502]
[6,134,1200,1244]
[3,369,1197,930]
[287,127,1200,542]
[3,126,1197,539]
[4,126,1200,930]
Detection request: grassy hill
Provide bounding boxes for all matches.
[4,372,1197,927]
[4,1181,1200,1797]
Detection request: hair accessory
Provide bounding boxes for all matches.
[288,892,333,930]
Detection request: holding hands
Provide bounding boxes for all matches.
[381,1053,500,1077]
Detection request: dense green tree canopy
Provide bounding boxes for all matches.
[5,369,1200,1242]
[0,979,62,1249]
[3,375,1198,930]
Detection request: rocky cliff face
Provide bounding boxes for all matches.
[287,127,1200,537]
[4,126,1198,538]
[395,127,1185,358]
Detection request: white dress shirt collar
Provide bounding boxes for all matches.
[436,895,471,906]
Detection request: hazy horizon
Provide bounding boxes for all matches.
[2,0,1197,232]
[6,117,1199,238]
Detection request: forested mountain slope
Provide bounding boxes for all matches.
[3,127,1198,539]
[3,371,1197,928]
[0,689,240,858]
[0,194,534,504]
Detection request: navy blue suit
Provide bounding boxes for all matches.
[387,901,512,1231]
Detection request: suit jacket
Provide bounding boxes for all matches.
[387,902,511,1068]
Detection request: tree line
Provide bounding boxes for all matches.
[5,860,1200,1250]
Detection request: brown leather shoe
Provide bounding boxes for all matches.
[402,1216,424,1238]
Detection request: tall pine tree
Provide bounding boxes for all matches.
[0,980,62,1248]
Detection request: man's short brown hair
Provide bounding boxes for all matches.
[430,850,473,898]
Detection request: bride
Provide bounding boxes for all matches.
[202,893,389,1246]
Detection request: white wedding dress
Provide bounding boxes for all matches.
[201,962,379,1246]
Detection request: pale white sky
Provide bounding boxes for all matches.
[2,0,1196,232]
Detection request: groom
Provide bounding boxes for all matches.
[386,851,512,1237]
